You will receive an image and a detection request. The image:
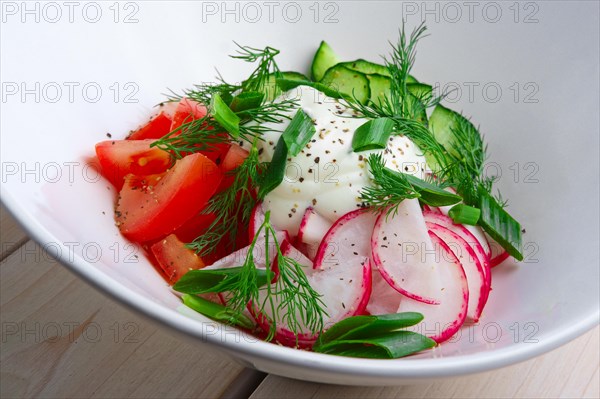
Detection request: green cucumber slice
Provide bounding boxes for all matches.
[320,65,370,104]
[429,104,471,157]
[407,83,432,99]
[341,59,418,84]
[365,75,427,124]
[311,41,340,82]
[341,59,391,77]
[366,74,391,106]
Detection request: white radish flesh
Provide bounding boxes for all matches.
[423,211,492,315]
[396,231,469,343]
[426,222,487,322]
[366,267,404,316]
[371,198,443,304]
[297,207,333,246]
[253,209,375,346]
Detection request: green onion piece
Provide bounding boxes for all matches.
[182,294,255,330]
[352,118,395,152]
[403,174,461,206]
[394,172,461,207]
[173,267,268,295]
[229,91,265,112]
[477,185,523,260]
[314,331,436,359]
[316,312,425,347]
[210,93,240,138]
[219,91,234,106]
[258,136,288,199]
[448,204,481,225]
[282,109,317,157]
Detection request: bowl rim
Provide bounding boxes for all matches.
[2,190,599,380]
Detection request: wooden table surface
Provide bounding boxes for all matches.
[1,206,598,399]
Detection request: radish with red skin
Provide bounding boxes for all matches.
[485,232,510,267]
[423,211,492,313]
[366,267,404,316]
[426,222,487,322]
[248,202,290,244]
[371,198,444,305]
[297,207,333,261]
[396,231,469,343]
[297,207,333,245]
[437,187,492,257]
[252,209,374,347]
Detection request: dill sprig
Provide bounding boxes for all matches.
[436,114,489,204]
[189,143,266,256]
[151,43,299,256]
[227,211,326,341]
[234,43,282,98]
[342,23,443,121]
[360,154,420,216]
[152,43,297,159]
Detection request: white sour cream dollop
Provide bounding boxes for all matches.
[252,86,428,236]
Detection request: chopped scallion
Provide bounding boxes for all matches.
[210,93,240,138]
[352,117,395,152]
[448,204,481,225]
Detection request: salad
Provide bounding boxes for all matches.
[94,24,523,359]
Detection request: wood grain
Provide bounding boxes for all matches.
[250,327,600,399]
[0,241,246,399]
[0,205,29,261]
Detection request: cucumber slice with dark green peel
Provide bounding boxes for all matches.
[427,104,481,171]
[365,75,427,124]
[342,59,419,84]
[276,78,347,100]
[407,83,432,99]
[320,65,370,104]
[407,96,428,126]
[311,41,340,82]
[341,59,391,77]
[366,74,391,106]
[429,104,474,157]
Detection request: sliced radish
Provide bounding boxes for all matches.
[253,210,375,347]
[205,230,287,269]
[366,267,404,316]
[297,207,333,261]
[422,204,441,214]
[371,198,443,304]
[423,211,492,316]
[436,187,491,257]
[485,232,510,267]
[397,231,469,343]
[248,202,290,244]
[297,207,333,245]
[249,202,266,242]
[426,222,487,323]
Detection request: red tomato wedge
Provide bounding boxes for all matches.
[95,139,172,189]
[170,98,208,131]
[221,145,249,172]
[173,211,217,243]
[116,153,223,242]
[150,234,205,283]
[170,98,231,165]
[127,111,172,140]
[217,145,250,190]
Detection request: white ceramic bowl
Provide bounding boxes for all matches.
[1,1,598,385]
